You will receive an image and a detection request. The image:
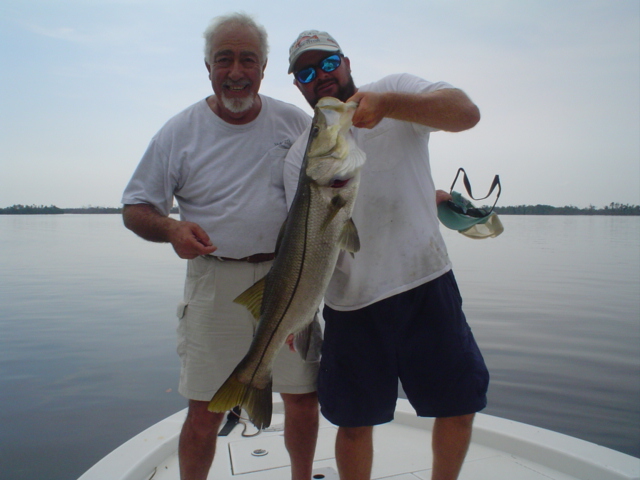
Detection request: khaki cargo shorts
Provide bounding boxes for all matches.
[176,255,319,402]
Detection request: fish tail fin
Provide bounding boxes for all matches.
[208,374,273,430]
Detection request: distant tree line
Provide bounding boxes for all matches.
[0,204,180,214]
[63,206,123,214]
[492,203,640,216]
[1,203,638,215]
[0,204,66,214]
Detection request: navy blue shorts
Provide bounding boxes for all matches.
[318,270,489,427]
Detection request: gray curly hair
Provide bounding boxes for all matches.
[203,12,269,65]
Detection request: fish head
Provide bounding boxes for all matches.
[304,97,366,188]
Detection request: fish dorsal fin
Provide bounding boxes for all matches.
[322,195,348,232]
[339,218,360,254]
[233,277,265,320]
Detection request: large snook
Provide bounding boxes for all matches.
[207,97,366,429]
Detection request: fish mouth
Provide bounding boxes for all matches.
[330,177,351,188]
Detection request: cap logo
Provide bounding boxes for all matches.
[294,35,319,49]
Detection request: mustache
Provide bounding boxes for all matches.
[223,80,251,89]
[315,79,337,91]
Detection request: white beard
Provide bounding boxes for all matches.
[220,94,255,114]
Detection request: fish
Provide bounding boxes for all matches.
[207,97,366,429]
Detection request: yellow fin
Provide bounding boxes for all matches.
[233,277,265,320]
[207,375,246,414]
[208,374,273,430]
[339,218,360,254]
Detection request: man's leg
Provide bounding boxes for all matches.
[281,392,320,480]
[431,414,474,480]
[335,426,374,480]
[178,399,225,480]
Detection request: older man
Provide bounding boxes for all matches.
[284,31,489,480]
[121,14,318,480]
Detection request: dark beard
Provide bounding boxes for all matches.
[309,76,357,107]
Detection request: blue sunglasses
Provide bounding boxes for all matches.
[294,54,342,84]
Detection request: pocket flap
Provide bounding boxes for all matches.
[176,302,187,319]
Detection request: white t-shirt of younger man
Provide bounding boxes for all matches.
[284,74,454,311]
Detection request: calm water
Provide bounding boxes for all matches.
[0,214,638,479]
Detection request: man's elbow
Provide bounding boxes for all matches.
[122,203,153,232]
[122,204,136,231]
[451,104,480,132]
[466,104,481,129]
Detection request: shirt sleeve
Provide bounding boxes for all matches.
[361,74,455,135]
[120,135,176,216]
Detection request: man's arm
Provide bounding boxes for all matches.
[122,203,217,259]
[348,88,480,132]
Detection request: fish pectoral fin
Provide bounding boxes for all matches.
[208,374,273,430]
[321,194,348,232]
[338,218,361,254]
[233,277,265,320]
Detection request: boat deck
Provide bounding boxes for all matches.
[79,398,639,480]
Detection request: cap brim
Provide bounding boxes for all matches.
[288,46,342,73]
[459,214,504,239]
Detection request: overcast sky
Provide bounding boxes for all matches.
[1,0,638,209]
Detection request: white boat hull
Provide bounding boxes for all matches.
[78,397,639,480]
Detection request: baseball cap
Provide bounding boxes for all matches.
[437,168,504,239]
[288,30,342,73]
[437,191,504,239]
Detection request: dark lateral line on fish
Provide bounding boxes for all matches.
[248,181,312,385]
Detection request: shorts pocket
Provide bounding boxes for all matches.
[176,302,188,358]
[176,301,187,319]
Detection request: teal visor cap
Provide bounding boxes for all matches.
[438,191,504,239]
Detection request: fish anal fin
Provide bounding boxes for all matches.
[293,317,323,362]
[233,277,265,320]
[339,218,360,254]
